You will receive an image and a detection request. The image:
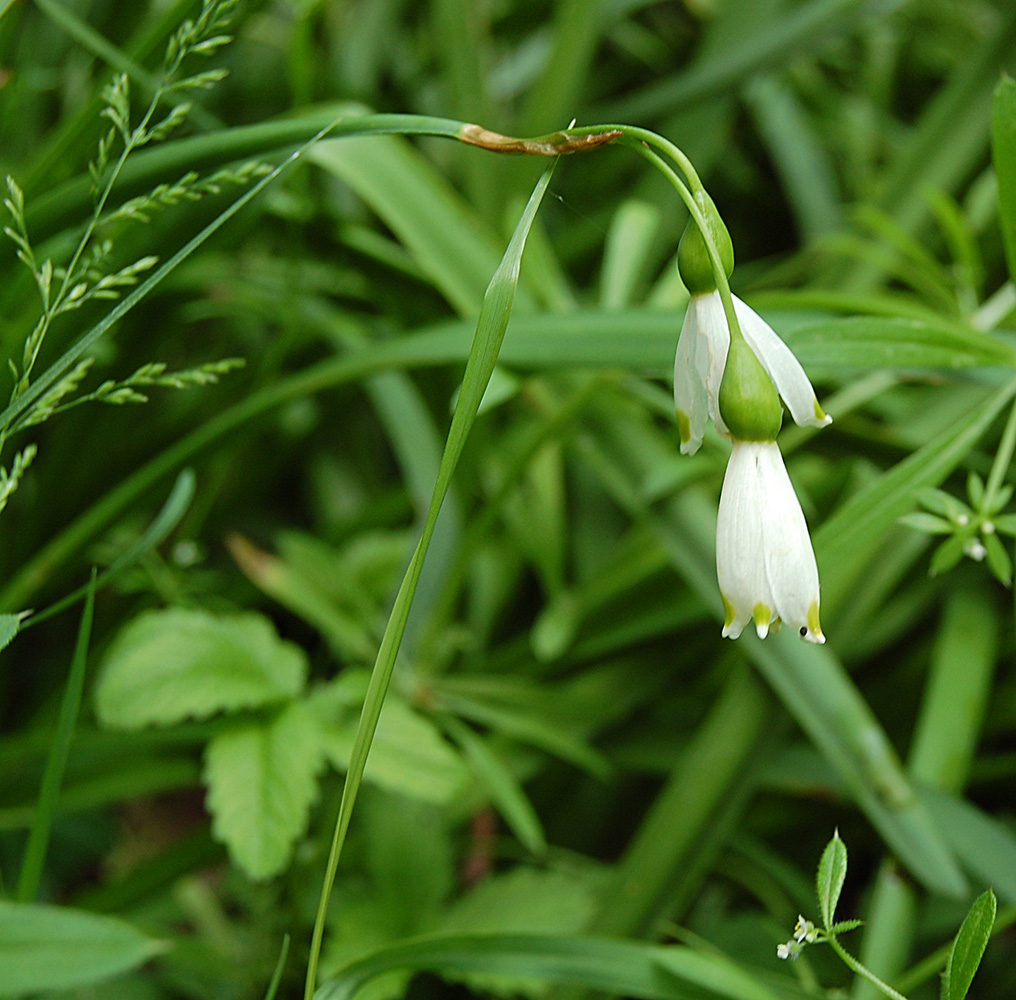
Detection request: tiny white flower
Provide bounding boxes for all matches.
[674,291,830,455]
[716,440,824,643]
[776,942,793,961]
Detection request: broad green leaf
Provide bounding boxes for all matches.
[311,680,470,805]
[314,933,791,1000]
[95,608,308,729]
[816,831,848,930]
[992,75,1016,283]
[0,900,166,995]
[204,700,325,880]
[943,889,996,1000]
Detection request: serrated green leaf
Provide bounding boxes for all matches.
[311,682,470,805]
[440,867,601,937]
[943,889,996,1000]
[95,608,308,729]
[204,700,324,879]
[816,831,848,930]
[992,75,1016,283]
[0,900,166,996]
[829,918,863,935]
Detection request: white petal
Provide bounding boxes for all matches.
[716,441,774,639]
[674,304,709,455]
[690,291,731,436]
[754,442,824,643]
[733,296,831,429]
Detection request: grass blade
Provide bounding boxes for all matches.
[15,570,96,901]
[993,74,1016,283]
[24,468,195,628]
[303,163,557,999]
[314,932,789,1000]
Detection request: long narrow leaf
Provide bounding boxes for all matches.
[314,933,793,1000]
[15,571,95,902]
[304,164,557,999]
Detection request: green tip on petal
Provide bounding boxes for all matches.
[753,603,772,639]
[677,191,734,295]
[800,601,825,644]
[676,408,691,444]
[722,594,736,630]
[813,398,832,426]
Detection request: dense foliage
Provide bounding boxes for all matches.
[2,0,1016,998]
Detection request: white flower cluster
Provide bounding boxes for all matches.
[776,915,821,961]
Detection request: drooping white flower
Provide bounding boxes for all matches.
[716,439,824,643]
[674,291,831,455]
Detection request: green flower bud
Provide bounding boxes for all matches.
[718,334,783,441]
[677,191,734,295]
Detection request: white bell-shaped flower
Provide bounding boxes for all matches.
[716,439,824,643]
[674,292,831,455]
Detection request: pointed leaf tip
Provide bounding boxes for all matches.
[816,830,848,931]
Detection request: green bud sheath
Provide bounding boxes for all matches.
[677,191,735,295]
[718,334,783,441]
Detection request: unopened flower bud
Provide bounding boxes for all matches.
[677,191,734,295]
[718,335,783,442]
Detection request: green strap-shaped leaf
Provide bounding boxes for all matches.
[314,933,787,1000]
[0,900,166,996]
[311,130,519,318]
[992,75,1016,283]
